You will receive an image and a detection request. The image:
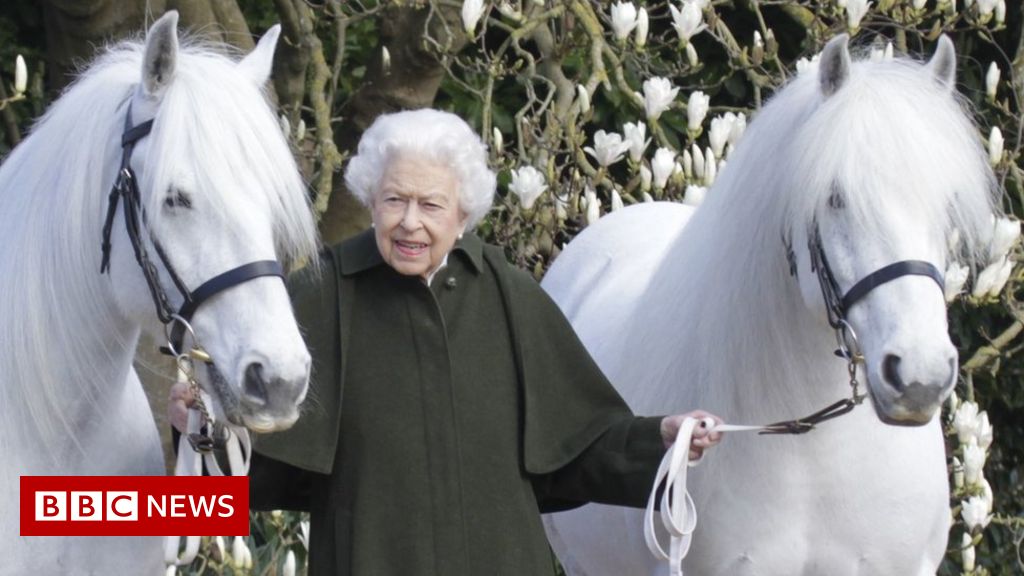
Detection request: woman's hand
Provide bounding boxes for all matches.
[660,410,724,460]
[168,381,196,434]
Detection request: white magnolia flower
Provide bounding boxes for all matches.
[611,189,625,211]
[986,63,1000,100]
[669,1,707,44]
[963,0,974,8]
[682,149,693,178]
[845,0,872,30]
[989,126,1003,165]
[870,42,894,62]
[639,164,652,191]
[492,127,504,155]
[976,0,997,16]
[643,77,679,120]
[691,143,706,180]
[623,121,650,162]
[962,533,976,571]
[215,536,227,560]
[961,496,992,531]
[703,150,717,185]
[728,113,746,145]
[709,114,733,158]
[299,520,310,550]
[279,115,291,139]
[989,215,1020,261]
[753,31,764,50]
[509,166,548,210]
[979,478,995,515]
[585,130,631,167]
[583,187,601,225]
[642,191,655,203]
[651,147,676,190]
[687,91,710,132]
[685,43,699,67]
[953,401,981,444]
[836,0,848,6]
[944,263,969,302]
[283,550,297,576]
[913,0,927,9]
[683,185,707,206]
[953,455,965,489]
[295,119,306,141]
[462,0,486,35]
[14,55,26,95]
[963,439,986,485]
[796,53,821,75]
[381,46,391,74]
[610,2,639,42]
[232,536,247,569]
[995,0,1005,22]
[576,84,591,114]
[635,7,649,48]
[977,411,993,450]
[165,566,177,576]
[972,257,1013,300]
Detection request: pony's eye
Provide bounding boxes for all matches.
[827,181,846,210]
[164,190,193,209]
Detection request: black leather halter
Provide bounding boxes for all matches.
[100,103,285,356]
[808,224,945,331]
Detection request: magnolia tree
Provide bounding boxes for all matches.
[4,0,1023,573]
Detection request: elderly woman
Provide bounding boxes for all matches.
[172,108,720,575]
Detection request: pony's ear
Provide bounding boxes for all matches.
[141,11,180,98]
[819,34,851,98]
[927,36,957,92]
[237,24,281,86]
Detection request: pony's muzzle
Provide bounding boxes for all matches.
[238,355,310,432]
[872,350,957,425]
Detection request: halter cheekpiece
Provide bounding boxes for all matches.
[99,100,285,357]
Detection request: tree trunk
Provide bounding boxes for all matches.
[319,2,470,244]
[41,0,252,92]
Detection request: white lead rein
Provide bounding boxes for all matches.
[164,389,251,567]
[643,417,769,576]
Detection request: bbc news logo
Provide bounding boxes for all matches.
[21,476,248,536]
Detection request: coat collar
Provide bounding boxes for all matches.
[337,228,483,277]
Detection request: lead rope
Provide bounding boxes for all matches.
[644,330,866,576]
[162,322,252,567]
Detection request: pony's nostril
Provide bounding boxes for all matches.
[883,354,904,391]
[243,362,268,406]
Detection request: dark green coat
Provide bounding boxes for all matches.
[252,230,665,575]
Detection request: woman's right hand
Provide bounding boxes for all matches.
[168,381,195,433]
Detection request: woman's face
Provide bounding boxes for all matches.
[372,154,467,281]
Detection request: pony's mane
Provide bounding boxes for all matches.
[632,50,998,415]
[0,38,318,454]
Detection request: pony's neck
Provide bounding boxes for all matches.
[634,202,849,423]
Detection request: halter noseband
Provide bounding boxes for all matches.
[806,223,945,355]
[100,102,285,356]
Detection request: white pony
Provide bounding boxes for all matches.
[543,36,998,575]
[0,13,317,575]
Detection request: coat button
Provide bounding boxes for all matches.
[445,277,457,289]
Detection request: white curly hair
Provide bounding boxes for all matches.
[344,109,496,229]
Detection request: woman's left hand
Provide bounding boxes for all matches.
[660,411,724,460]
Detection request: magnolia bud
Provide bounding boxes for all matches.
[985,63,1000,100]
[14,55,26,95]
[685,43,699,67]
